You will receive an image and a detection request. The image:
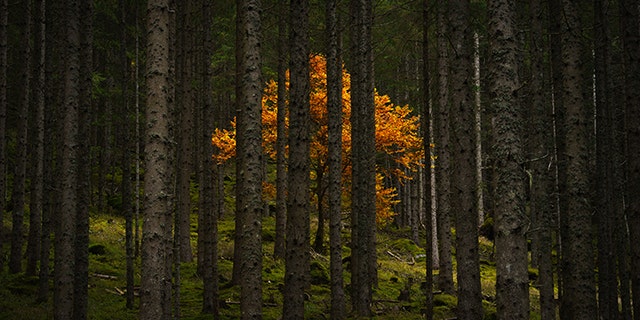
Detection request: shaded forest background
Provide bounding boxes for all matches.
[0,0,639,319]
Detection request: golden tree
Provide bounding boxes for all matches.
[212,54,423,224]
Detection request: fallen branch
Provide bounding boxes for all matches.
[92,273,118,280]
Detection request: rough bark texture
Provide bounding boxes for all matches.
[73,0,92,317]
[422,1,433,319]
[25,0,46,278]
[620,0,640,319]
[488,0,529,318]
[273,0,287,261]
[593,1,619,318]
[0,0,5,270]
[55,0,80,317]
[559,1,597,318]
[176,0,194,263]
[140,1,173,319]
[526,0,555,318]
[434,0,454,295]
[200,0,218,315]
[237,0,264,318]
[9,0,31,275]
[326,0,345,317]
[449,1,483,319]
[349,0,376,316]
[284,0,310,317]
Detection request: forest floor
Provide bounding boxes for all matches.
[0,212,543,319]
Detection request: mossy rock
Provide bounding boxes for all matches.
[389,238,423,256]
[433,293,457,307]
[310,261,330,285]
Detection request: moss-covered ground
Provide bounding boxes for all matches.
[0,211,546,319]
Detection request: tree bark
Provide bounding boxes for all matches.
[558,1,597,318]
[73,1,92,318]
[55,0,81,317]
[0,0,5,270]
[200,0,219,316]
[422,1,434,319]
[434,0,455,295]
[488,0,529,318]
[9,0,31,275]
[620,0,640,319]
[273,0,288,261]
[350,0,376,316]
[526,0,555,318]
[284,0,310,317]
[326,0,345,317]
[140,0,174,318]
[236,0,264,318]
[25,0,46,278]
[449,1,483,319]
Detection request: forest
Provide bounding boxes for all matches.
[0,0,639,319]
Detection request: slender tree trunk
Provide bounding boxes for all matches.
[620,0,640,319]
[176,0,194,263]
[326,0,345,317]
[434,0,454,295]
[118,0,135,309]
[284,0,310,317]
[0,0,6,270]
[313,167,326,252]
[236,0,264,317]
[26,0,46,277]
[55,0,81,317]
[39,0,62,303]
[73,1,92,318]
[273,0,288,261]
[349,0,376,316]
[527,0,555,318]
[140,0,174,318]
[200,0,218,316]
[449,1,483,319]
[558,1,597,318]
[593,0,619,318]
[488,0,529,318]
[423,1,434,318]
[9,0,32,275]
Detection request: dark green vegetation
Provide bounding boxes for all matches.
[1,212,517,319]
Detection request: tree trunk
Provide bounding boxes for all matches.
[273,0,287,261]
[55,0,81,317]
[0,0,5,270]
[26,0,45,277]
[73,1,92,318]
[200,0,218,316]
[558,1,597,318]
[140,0,174,318]
[9,0,31,275]
[434,0,454,295]
[593,0,619,318]
[326,0,345,317]
[488,0,529,318]
[620,0,640,319]
[422,1,434,318]
[236,0,264,318]
[526,0,555,318]
[350,0,376,316]
[449,1,483,319]
[284,0,310,317]
[176,0,194,263]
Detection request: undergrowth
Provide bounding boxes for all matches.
[0,212,535,319]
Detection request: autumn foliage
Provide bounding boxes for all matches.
[211,54,423,224]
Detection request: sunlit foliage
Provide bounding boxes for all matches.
[212,54,423,224]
